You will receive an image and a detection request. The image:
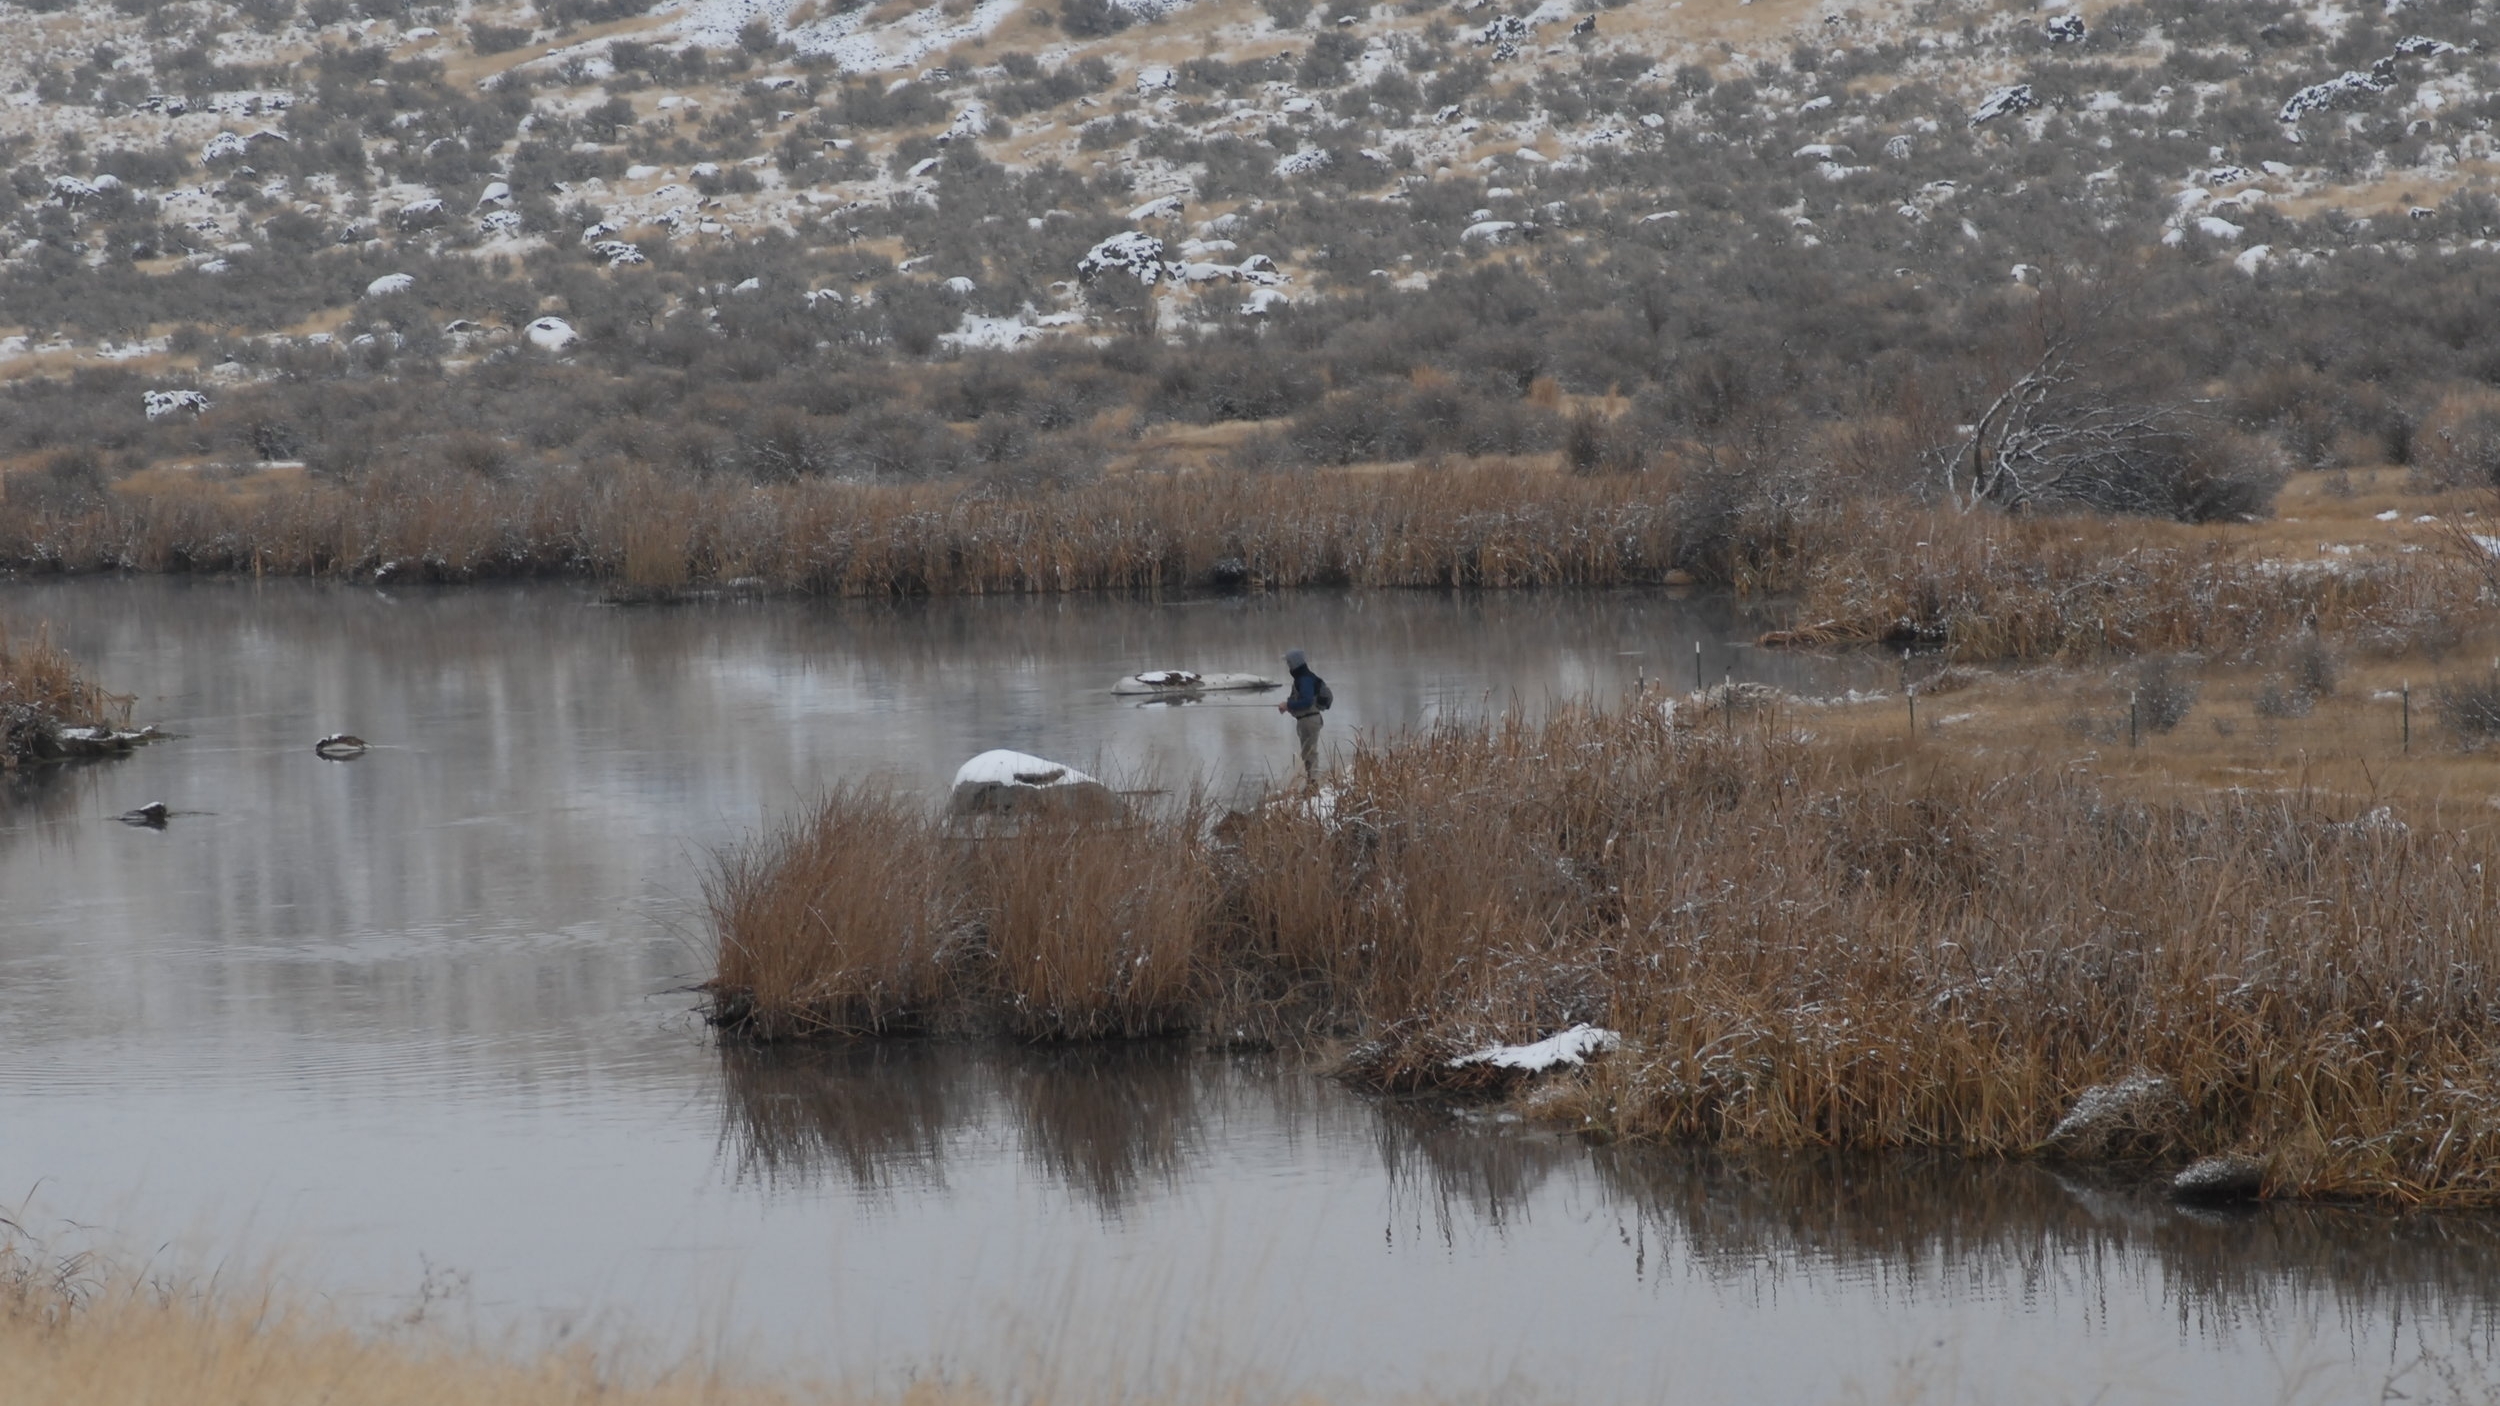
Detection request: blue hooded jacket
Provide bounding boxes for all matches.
[1285,664,1324,716]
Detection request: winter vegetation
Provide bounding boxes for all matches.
[0,619,127,766]
[708,687,2500,1206]
[5,0,2500,607]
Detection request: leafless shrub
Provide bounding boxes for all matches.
[2436,672,2500,743]
[2134,656,2199,732]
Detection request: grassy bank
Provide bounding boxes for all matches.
[0,459,1822,597]
[0,1237,863,1406]
[0,622,128,769]
[8,461,2490,671]
[708,695,2500,1206]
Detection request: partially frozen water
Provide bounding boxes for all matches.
[1,579,2493,1403]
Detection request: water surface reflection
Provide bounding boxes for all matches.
[1,579,2491,1402]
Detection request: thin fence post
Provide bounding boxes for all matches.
[1694,639,1703,693]
[1908,685,1916,738]
[2403,681,2411,753]
[2129,691,2140,749]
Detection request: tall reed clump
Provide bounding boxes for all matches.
[0,621,128,768]
[704,785,967,1037]
[969,810,1215,1040]
[710,701,2500,1205]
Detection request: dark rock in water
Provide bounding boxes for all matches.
[119,801,170,828]
[2045,1073,2188,1159]
[315,734,369,759]
[1208,556,1250,591]
[2171,1154,2266,1204]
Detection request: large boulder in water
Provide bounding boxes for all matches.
[948,750,1119,818]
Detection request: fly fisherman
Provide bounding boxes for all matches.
[1277,648,1332,782]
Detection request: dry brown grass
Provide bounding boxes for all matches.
[0,620,128,768]
[0,459,1824,595]
[1781,490,2478,663]
[0,1236,826,1406]
[709,697,2500,1205]
[706,786,968,1039]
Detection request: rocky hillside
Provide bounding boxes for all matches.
[2,0,2498,510]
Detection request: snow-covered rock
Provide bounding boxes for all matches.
[364,273,415,297]
[1449,1024,1622,1073]
[143,389,211,419]
[943,101,990,141]
[1137,64,1176,92]
[1077,230,1170,284]
[475,180,512,206]
[2046,1073,2187,1158]
[1273,147,1333,177]
[1111,670,1278,694]
[523,316,579,350]
[1477,13,1531,60]
[1129,194,1185,222]
[2280,69,2391,123]
[591,240,646,266]
[947,749,1117,817]
[200,131,250,163]
[1969,84,2038,126]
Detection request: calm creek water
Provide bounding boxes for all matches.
[2,578,2495,1404]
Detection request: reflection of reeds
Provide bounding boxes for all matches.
[1008,1045,1204,1216]
[712,699,2500,1205]
[717,1041,960,1194]
[1591,1147,2500,1338]
[715,1039,1211,1215]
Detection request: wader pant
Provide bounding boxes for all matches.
[1294,712,1324,780]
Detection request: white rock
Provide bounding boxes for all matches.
[1077,230,1170,284]
[948,750,1116,817]
[1111,670,1278,694]
[523,316,579,350]
[364,272,415,297]
[143,389,211,419]
[1449,1024,1622,1073]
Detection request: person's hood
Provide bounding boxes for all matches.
[1283,648,1308,670]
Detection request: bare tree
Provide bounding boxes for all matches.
[1932,335,2201,516]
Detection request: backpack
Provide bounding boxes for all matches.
[1313,675,1333,712]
